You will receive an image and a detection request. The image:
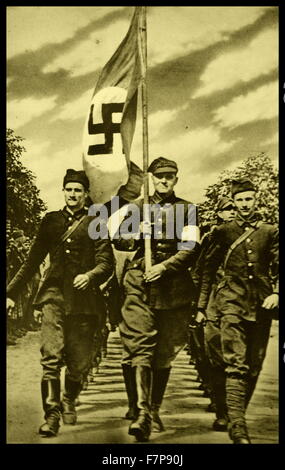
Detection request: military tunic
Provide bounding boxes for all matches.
[116,191,200,369]
[7,206,114,381]
[198,214,278,378]
[192,227,226,369]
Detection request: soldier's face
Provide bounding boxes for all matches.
[152,172,178,196]
[234,191,256,218]
[218,206,236,222]
[63,182,88,211]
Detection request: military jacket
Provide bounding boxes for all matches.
[197,215,278,321]
[192,228,222,321]
[7,206,114,316]
[114,191,200,310]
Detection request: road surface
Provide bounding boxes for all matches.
[7,321,278,444]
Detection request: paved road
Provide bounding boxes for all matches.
[7,321,278,444]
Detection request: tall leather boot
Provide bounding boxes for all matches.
[122,364,138,420]
[39,379,61,437]
[245,375,259,409]
[212,368,228,431]
[226,375,251,444]
[128,366,152,442]
[151,367,171,432]
[61,374,82,425]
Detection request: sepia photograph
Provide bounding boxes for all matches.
[6,5,279,447]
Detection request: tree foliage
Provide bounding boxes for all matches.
[199,153,278,230]
[7,128,47,256]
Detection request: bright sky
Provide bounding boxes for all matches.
[7,6,278,210]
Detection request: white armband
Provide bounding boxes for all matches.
[181,225,200,244]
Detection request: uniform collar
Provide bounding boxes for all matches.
[62,205,88,220]
[235,212,260,228]
[150,191,177,205]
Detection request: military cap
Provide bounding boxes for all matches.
[231,178,255,197]
[217,196,234,211]
[148,157,178,175]
[63,169,90,190]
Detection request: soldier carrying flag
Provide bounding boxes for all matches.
[83,6,200,442]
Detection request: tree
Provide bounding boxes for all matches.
[6,128,47,254]
[199,153,278,230]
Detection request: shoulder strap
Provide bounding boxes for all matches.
[50,214,86,258]
[223,221,263,270]
[60,214,86,244]
[33,214,87,296]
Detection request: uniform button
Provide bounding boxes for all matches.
[244,227,249,231]
[68,217,72,221]
[246,238,251,243]
[133,263,137,268]
[248,262,253,267]
[247,250,252,254]
[67,238,72,243]
[157,243,162,247]
[68,225,72,230]
[248,275,253,279]
[65,249,71,254]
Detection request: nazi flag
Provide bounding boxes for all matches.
[83,86,130,204]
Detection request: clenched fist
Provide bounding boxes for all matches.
[144,263,166,283]
[73,274,90,291]
[262,293,279,310]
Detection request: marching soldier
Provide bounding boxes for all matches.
[192,196,236,430]
[7,169,114,437]
[197,179,278,444]
[114,157,200,442]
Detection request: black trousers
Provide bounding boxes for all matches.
[119,268,190,368]
[220,314,272,379]
[40,302,98,382]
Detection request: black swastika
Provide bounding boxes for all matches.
[88,102,124,155]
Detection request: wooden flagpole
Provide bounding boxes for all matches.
[140,6,152,272]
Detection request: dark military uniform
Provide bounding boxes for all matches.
[198,213,278,440]
[192,196,237,428]
[7,204,114,433]
[198,215,278,323]
[191,228,219,413]
[119,191,199,367]
[115,170,200,440]
[202,262,227,422]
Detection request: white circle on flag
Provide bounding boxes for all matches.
[83,86,129,204]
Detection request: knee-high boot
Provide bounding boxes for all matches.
[245,374,259,409]
[128,366,152,442]
[226,375,251,444]
[61,374,82,425]
[151,367,171,432]
[122,364,138,420]
[39,379,61,437]
[211,367,228,431]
